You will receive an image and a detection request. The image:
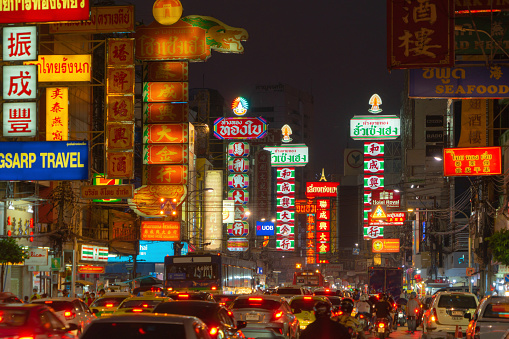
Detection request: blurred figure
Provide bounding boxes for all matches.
[374,293,393,330]
[334,300,364,339]
[30,288,40,301]
[406,292,421,334]
[99,289,106,297]
[41,293,48,299]
[301,301,350,339]
[23,296,28,303]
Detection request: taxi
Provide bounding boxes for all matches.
[288,295,331,330]
[113,292,172,315]
[89,292,131,317]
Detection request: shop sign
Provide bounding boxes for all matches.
[228,142,250,157]
[227,237,249,251]
[276,237,294,251]
[232,97,249,116]
[107,95,134,122]
[141,221,180,241]
[227,221,249,237]
[214,117,268,140]
[222,200,234,223]
[3,26,37,61]
[143,61,188,82]
[228,158,249,173]
[0,0,90,23]
[316,209,330,221]
[277,224,294,236]
[142,82,188,102]
[81,245,108,262]
[107,38,134,66]
[277,167,295,181]
[143,144,189,165]
[3,102,37,137]
[143,123,191,144]
[371,190,400,208]
[296,199,316,214]
[387,0,454,70]
[364,175,385,190]
[426,115,444,127]
[3,65,37,100]
[0,141,88,181]
[93,173,121,202]
[443,146,502,176]
[50,6,134,34]
[277,196,295,209]
[350,115,400,140]
[106,122,134,150]
[409,62,509,98]
[364,142,384,157]
[143,103,188,124]
[317,199,330,210]
[364,226,384,239]
[364,158,384,173]
[24,248,48,265]
[228,189,249,204]
[106,151,134,179]
[455,16,509,55]
[277,182,295,195]
[369,212,406,226]
[78,265,105,274]
[204,171,223,251]
[81,184,133,200]
[372,239,400,253]
[426,130,445,143]
[277,210,295,224]
[46,87,68,141]
[228,174,249,189]
[24,55,91,82]
[234,205,249,221]
[316,242,330,253]
[256,221,275,236]
[426,144,444,158]
[317,232,330,243]
[107,67,135,94]
[305,182,339,198]
[264,144,309,167]
[129,184,187,217]
[144,164,188,185]
[317,220,330,231]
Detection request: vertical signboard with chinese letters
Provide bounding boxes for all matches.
[205,170,223,251]
[3,102,36,137]
[306,213,316,264]
[316,198,331,262]
[3,26,37,61]
[276,167,295,251]
[3,65,37,100]
[46,88,68,141]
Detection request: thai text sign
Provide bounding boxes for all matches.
[0,0,90,23]
[49,6,134,34]
[443,147,502,176]
[455,16,509,55]
[3,102,36,137]
[296,199,317,214]
[264,144,309,167]
[3,26,37,61]
[305,182,339,198]
[0,141,88,181]
[46,87,68,141]
[387,0,454,70]
[81,245,108,262]
[24,55,91,82]
[409,63,509,98]
[80,184,134,199]
[78,265,105,274]
[369,212,406,226]
[214,117,268,140]
[143,82,188,102]
[351,116,400,140]
[143,123,191,144]
[3,65,37,100]
[372,239,400,253]
[371,190,400,208]
[141,221,180,241]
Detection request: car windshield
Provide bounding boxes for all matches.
[120,300,164,309]
[32,300,73,312]
[289,299,317,312]
[437,295,477,309]
[153,303,214,323]
[277,288,301,295]
[80,322,186,339]
[91,297,127,307]
[314,291,335,296]
[232,298,281,310]
[0,309,29,327]
[168,294,208,301]
[482,303,509,319]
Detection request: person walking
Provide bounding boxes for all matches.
[30,288,41,302]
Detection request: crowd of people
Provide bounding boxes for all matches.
[27,286,108,306]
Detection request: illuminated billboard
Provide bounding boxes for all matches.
[350,116,400,140]
[443,147,502,176]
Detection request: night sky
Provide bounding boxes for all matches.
[132,0,406,175]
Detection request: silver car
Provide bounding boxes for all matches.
[230,295,299,339]
[32,297,96,334]
[466,296,509,339]
[80,314,211,339]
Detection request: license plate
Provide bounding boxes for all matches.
[246,314,259,321]
[452,311,463,316]
[452,317,462,321]
[378,327,385,333]
[399,313,404,318]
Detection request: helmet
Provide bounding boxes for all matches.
[313,300,332,318]
[410,291,416,298]
[360,294,368,301]
[340,301,354,314]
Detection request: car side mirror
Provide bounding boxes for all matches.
[66,323,79,331]
[236,321,247,330]
[464,313,472,321]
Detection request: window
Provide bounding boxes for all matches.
[437,295,477,309]
[81,322,187,339]
[231,299,281,310]
[482,302,509,319]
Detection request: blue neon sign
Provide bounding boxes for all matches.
[256,221,275,236]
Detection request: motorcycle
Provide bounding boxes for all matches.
[374,317,390,339]
[407,315,417,333]
[396,304,406,326]
[357,312,372,332]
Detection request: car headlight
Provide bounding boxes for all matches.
[300,324,307,330]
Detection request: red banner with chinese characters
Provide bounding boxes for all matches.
[0,0,90,24]
[107,68,135,94]
[106,122,134,150]
[143,144,189,164]
[142,82,188,102]
[141,221,180,241]
[77,265,105,274]
[443,147,502,176]
[106,152,134,179]
[387,0,454,70]
[143,103,188,123]
[143,62,188,82]
[107,96,134,122]
[143,123,190,144]
[144,165,188,185]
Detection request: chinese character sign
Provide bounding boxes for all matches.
[3,102,36,137]
[443,147,502,177]
[364,142,385,157]
[3,65,37,100]
[107,38,135,67]
[277,167,295,251]
[46,87,68,141]
[3,26,37,61]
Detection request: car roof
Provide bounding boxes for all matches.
[289,295,328,301]
[0,303,47,310]
[34,297,80,302]
[436,291,476,296]
[158,300,218,307]
[90,313,203,324]
[235,295,284,301]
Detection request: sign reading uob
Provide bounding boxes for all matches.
[256,221,275,236]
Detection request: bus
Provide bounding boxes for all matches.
[293,270,324,288]
[164,253,256,294]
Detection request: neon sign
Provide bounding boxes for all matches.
[232,97,248,116]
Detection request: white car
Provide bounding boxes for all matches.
[275,286,306,302]
[80,314,212,339]
[466,296,509,339]
[32,297,96,333]
[422,292,478,335]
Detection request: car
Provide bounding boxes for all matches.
[31,297,96,334]
[422,291,478,335]
[89,292,131,317]
[79,314,211,339]
[465,295,509,339]
[289,295,331,330]
[167,292,215,302]
[230,295,299,339]
[113,291,172,314]
[0,291,22,304]
[0,303,79,339]
[313,288,338,297]
[213,294,240,308]
[274,286,306,301]
[153,300,246,339]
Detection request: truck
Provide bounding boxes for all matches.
[368,267,403,297]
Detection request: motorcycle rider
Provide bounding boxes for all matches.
[334,300,365,339]
[356,294,372,329]
[373,293,393,331]
[406,292,421,334]
[301,300,350,339]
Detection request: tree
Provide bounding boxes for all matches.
[487,229,509,266]
[0,237,28,292]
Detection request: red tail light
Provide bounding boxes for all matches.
[44,301,53,304]
[416,308,420,313]
[211,286,217,291]
[273,311,284,320]
[18,337,34,339]
[178,294,189,298]
[431,308,438,322]
[338,311,343,315]
[394,303,397,308]
[106,303,114,308]
[132,309,143,313]
[167,287,173,291]
[0,311,3,322]
[248,297,262,301]
[209,327,218,335]
[64,311,75,319]
[326,289,330,292]
[379,323,385,328]
[304,297,312,300]
[142,304,149,308]
[360,314,364,318]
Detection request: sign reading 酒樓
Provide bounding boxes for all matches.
[350,116,400,140]
[24,55,91,82]
[443,147,502,176]
[264,144,309,167]
[214,117,268,140]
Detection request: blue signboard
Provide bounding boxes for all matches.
[256,221,275,236]
[257,267,263,274]
[409,62,509,98]
[107,241,189,263]
[0,141,89,180]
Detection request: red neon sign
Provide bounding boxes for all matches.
[443,147,501,177]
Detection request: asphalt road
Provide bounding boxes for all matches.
[367,325,426,339]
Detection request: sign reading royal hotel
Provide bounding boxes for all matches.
[306,182,340,199]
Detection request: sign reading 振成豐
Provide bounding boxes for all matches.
[350,116,400,140]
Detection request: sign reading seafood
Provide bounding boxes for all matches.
[214,117,268,140]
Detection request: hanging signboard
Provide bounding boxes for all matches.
[228,158,249,173]
[78,266,105,274]
[296,199,317,214]
[24,248,48,265]
[305,182,339,198]
[3,26,37,61]
[364,142,384,157]
[443,146,502,176]
[143,144,189,165]
[142,82,188,102]
[223,200,235,223]
[0,0,90,24]
[46,87,69,141]
[369,212,406,226]
[228,189,249,204]
[107,95,135,122]
[364,175,385,190]
[227,221,249,237]
[214,117,268,140]
[371,190,400,208]
[228,174,249,189]
[426,115,444,128]
[140,221,180,241]
[144,165,188,185]
[228,142,250,157]
[3,102,37,137]
[3,65,37,100]
[24,55,91,82]
[143,123,191,144]
[143,61,188,82]
[364,226,384,239]
[81,245,108,262]
[227,238,249,251]
[364,158,384,173]
[426,130,445,143]
[49,6,134,34]
[455,16,509,55]
[256,221,275,236]
[351,116,400,140]
[264,144,309,167]
[276,237,295,251]
[372,239,400,253]
[80,184,134,200]
[143,103,188,124]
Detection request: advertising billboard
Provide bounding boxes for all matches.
[264,144,309,167]
[0,0,90,23]
[372,239,400,253]
[256,221,275,236]
[204,170,223,251]
[351,116,400,140]
[443,147,502,176]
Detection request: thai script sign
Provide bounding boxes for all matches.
[46,87,68,141]
[141,221,180,241]
[81,245,108,262]
[443,146,502,176]
[305,182,339,198]
[0,0,90,24]
[24,55,91,82]
[80,184,133,200]
[214,117,268,140]
[143,123,191,144]
[143,82,188,102]
[227,237,249,251]
[3,26,37,61]
[371,190,400,208]
[409,63,509,98]
[387,0,454,70]
[3,102,36,137]
[0,141,88,181]
[143,103,188,123]
[49,6,133,34]
[3,65,37,100]
[350,116,400,140]
[455,16,509,55]
[372,239,400,253]
[296,199,317,214]
[143,144,189,165]
[369,212,406,226]
[78,265,105,274]
[143,61,188,82]
[264,144,309,167]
